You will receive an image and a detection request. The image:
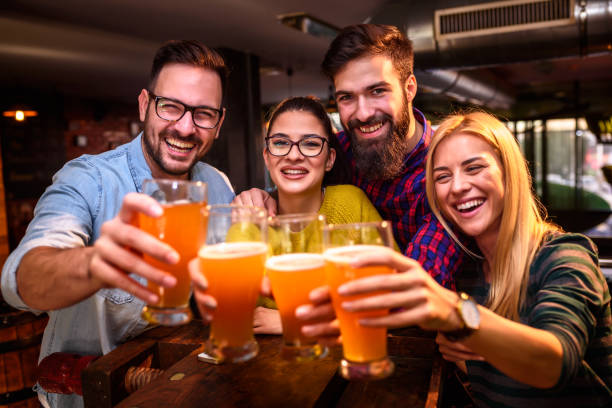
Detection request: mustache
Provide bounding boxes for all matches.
[346,112,392,132]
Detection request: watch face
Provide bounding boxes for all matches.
[462,300,480,329]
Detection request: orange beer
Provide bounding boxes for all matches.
[199,242,267,347]
[266,253,325,346]
[324,245,393,363]
[140,201,207,307]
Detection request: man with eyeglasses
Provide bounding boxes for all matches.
[1,40,234,408]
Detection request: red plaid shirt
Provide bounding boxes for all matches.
[336,108,462,288]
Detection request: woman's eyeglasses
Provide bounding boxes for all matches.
[265,136,328,157]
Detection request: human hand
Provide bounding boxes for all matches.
[436,332,484,363]
[232,188,277,216]
[189,258,216,323]
[296,285,341,346]
[337,248,463,332]
[88,193,178,304]
[253,307,282,334]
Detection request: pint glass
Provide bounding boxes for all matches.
[265,213,328,361]
[140,179,207,326]
[323,221,395,380]
[199,205,268,363]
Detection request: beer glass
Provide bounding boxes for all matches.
[198,205,268,363]
[265,213,328,361]
[140,179,207,326]
[323,221,395,380]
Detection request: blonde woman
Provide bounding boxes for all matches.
[298,111,611,407]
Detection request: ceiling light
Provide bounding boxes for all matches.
[277,12,339,40]
[260,66,283,76]
[3,110,38,122]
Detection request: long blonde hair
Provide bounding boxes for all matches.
[425,111,559,320]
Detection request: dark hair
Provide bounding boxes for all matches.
[266,96,350,187]
[149,40,229,97]
[322,24,414,84]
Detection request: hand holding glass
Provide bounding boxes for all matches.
[265,213,328,361]
[140,179,207,326]
[323,221,395,380]
[198,205,268,363]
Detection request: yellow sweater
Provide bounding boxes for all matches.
[319,185,383,224]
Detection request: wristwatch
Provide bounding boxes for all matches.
[442,292,480,342]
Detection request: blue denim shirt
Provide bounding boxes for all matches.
[1,134,234,408]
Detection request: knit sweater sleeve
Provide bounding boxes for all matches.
[526,233,611,391]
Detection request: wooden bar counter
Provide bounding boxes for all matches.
[82,321,445,408]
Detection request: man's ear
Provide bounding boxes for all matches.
[404,74,417,103]
[325,147,336,172]
[138,89,149,122]
[214,108,226,139]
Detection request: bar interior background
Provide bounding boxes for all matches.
[1,0,611,280]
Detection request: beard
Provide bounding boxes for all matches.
[142,111,199,177]
[345,100,412,180]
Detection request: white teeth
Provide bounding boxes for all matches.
[456,199,484,211]
[166,138,195,150]
[359,122,383,133]
[282,169,307,175]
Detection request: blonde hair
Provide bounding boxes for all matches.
[425,111,559,320]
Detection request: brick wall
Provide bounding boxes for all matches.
[64,100,140,160]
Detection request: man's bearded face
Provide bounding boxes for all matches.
[345,91,412,180]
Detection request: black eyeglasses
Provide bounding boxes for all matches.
[147,90,224,129]
[265,135,328,157]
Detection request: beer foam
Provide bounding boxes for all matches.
[164,199,193,206]
[323,245,389,264]
[265,253,324,271]
[198,241,268,259]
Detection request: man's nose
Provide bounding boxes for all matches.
[174,111,196,135]
[355,95,375,123]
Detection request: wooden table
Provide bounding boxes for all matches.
[82,321,445,408]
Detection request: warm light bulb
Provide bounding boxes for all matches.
[15,110,25,121]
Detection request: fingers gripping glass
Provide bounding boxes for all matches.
[265,136,328,157]
[148,90,224,129]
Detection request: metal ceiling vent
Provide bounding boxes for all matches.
[435,0,575,40]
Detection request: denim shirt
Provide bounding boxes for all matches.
[1,134,234,408]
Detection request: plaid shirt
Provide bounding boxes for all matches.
[336,108,462,288]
